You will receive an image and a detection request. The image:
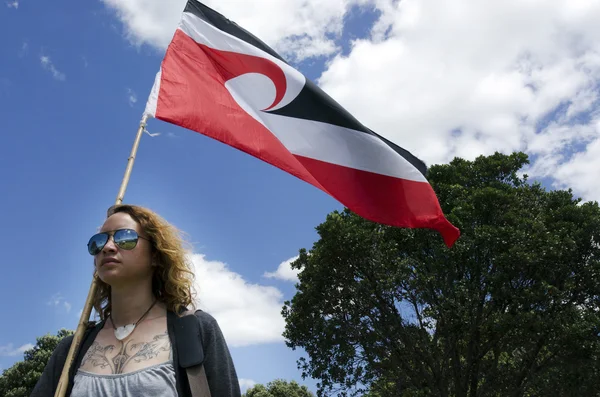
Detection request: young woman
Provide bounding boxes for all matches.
[32,204,241,397]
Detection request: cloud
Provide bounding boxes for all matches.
[47,293,72,313]
[530,117,600,200]
[102,0,600,204]
[127,87,137,106]
[19,343,34,352]
[239,378,257,393]
[100,0,371,61]
[316,0,600,203]
[19,41,28,57]
[0,343,33,357]
[190,253,286,347]
[263,256,301,283]
[40,55,66,81]
[6,0,18,9]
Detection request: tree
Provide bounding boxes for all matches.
[0,329,73,397]
[243,379,315,397]
[282,152,600,397]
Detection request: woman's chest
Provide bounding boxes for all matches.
[78,321,173,375]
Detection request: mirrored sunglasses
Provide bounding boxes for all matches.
[87,228,150,256]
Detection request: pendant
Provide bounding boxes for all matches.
[114,324,136,340]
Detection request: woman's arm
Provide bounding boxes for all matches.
[30,336,73,397]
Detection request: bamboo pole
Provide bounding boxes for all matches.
[54,114,149,397]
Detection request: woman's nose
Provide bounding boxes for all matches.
[102,236,118,252]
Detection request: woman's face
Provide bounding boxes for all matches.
[94,212,154,286]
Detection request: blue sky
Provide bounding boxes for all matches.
[0,0,355,391]
[1,0,600,394]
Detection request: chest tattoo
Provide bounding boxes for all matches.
[81,331,170,374]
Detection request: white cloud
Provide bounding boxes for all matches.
[0,343,33,357]
[316,0,600,203]
[40,55,66,81]
[19,41,28,57]
[47,293,72,313]
[6,0,18,9]
[189,253,285,347]
[532,118,600,200]
[263,255,301,283]
[127,88,138,106]
[19,343,34,352]
[100,0,370,61]
[239,378,257,393]
[102,0,600,204]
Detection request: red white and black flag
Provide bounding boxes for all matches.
[144,0,460,247]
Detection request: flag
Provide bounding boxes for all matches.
[144,0,460,247]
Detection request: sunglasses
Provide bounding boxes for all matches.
[87,228,150,256]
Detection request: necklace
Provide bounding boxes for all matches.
[109,299,157,340]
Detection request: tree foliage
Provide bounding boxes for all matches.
[243,379,315,397]
[0,329,73,397]
[282,152,600,397]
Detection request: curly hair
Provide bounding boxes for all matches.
[92,204,196,320]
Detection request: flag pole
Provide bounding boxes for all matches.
[54,113,150,397]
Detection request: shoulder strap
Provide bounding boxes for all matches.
[179,309,212,397]
[186,365,212,397]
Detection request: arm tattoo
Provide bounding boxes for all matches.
[81,331,171,374]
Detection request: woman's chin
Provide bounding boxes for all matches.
[97,268,123,284]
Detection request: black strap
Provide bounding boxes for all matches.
[175,310,205,367]
[175,309,212,397]
[186,365,212,397]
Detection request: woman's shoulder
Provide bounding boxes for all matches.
[186,309,229,346]
[51,334,74,360]
[179,307,219,327]
[58,334,75,346]
[177,309,241,396]
[193,309,218,326]
[51,322,102,360]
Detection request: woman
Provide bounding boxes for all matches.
[32,204,241,397]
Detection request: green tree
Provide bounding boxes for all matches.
[0,329,73,397]
[282,152,600,397]
[243,379,315,397]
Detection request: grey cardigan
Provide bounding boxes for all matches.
[30,309,241,397]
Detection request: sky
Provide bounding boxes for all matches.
[1,0,599,394]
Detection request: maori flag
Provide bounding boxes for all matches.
[144,0,460,247]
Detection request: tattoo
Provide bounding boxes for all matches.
[81,343,115,371]
[81,331,171,374]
